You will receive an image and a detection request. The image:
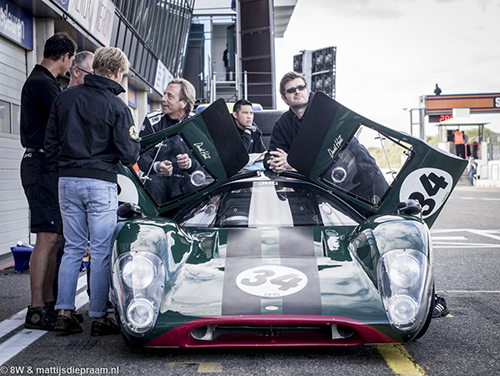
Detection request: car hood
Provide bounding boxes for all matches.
[160,227,387,323]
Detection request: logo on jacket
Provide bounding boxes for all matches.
[129,125,139,140]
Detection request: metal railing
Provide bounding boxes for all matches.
[487,133,500,161]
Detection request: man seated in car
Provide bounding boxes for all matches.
[137,78,201,204]
[232,99,266,154]
[264,71,388,202]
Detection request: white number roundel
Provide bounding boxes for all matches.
[117,174,139,204]
[236,265,308,297]
[399,168,453,219]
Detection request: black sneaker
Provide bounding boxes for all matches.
[25,306,57,331]
[54,315,83,334]
[432,294,449,318]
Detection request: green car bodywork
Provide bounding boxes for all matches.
[112,93,466,347]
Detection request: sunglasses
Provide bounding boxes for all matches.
[284,85,307,94]
[76,66,93,75]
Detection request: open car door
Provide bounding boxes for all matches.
[116,98,249,216]
[287,92,468,227]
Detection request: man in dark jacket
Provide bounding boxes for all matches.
[138,78,201,204]
[264,71,312,173]
[20,31,77,331]
[232,99,266,154]
[45,47,140,336]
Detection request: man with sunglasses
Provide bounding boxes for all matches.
[67,51,94,88]
[264,71,313,173]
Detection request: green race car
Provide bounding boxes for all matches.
[112,93,467,347]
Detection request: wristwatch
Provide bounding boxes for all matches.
[245,125,256,132]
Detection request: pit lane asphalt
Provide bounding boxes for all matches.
[0,185,499,376]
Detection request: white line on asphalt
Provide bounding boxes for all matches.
[467,229,500,241]
[460,197,500,201]
[445,290,500,293]
[0,275,87,341]
[433,244,500,248]
[0,275,89,365]
[431,229,500,234]
[430,229,500,248]
[431,236,468,240]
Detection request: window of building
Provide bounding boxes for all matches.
[0,100,11,134]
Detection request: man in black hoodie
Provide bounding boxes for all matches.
[232,99,266,154]
[45,47,140,336]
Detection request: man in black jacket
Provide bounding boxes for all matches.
[45,47,140,336]
[232,99,266,154]
[20,32,77,331]
[138,78,201,204]
[264,71,312,173]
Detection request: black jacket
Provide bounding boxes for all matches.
[234,119,266,154]
[45,74,140,183]
[137,111,202,204]
[264,92,315,169]
[139,110,190,139]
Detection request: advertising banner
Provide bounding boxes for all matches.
[67,0,115,46]
[0,0,33,50]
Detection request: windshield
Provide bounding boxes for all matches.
[177,180,360,228]
[135,134,215,205]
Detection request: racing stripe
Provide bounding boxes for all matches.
[279,227,323,315]
[260,229,283,314]
[222,228,262,315]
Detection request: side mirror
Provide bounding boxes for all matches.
[117,202,144,220]
[396,199,422,216]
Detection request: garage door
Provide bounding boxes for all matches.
[0,36,30,259]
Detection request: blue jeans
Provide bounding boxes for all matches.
[55,177,118,318]
[469,171,475,186]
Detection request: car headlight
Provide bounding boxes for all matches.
[122,256,155,290]
[388,295,418,325]
[113,251,165,336]
[127,299,155,330]
[378,249,431,332]
[389,254,421,288]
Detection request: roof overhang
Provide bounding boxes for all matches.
[193,0,297,38]
[274,0,297,37]
[438,118,490,127]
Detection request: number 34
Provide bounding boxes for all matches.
[241,269,302,292]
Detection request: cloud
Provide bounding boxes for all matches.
[276,0,500,134]
[323,0,406,19]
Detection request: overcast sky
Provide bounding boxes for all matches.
[274,0,500,136]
